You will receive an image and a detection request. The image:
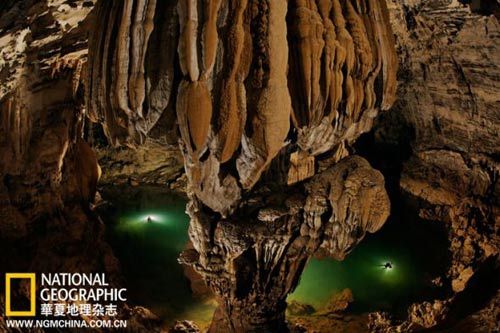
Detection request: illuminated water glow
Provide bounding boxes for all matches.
[100,185,448,324]
[289,252,409,311]
[381,261,394,271]
[117,211,173,227]
[290,216,449,314]
[99,186,216,329]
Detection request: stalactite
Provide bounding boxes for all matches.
[144,0,179,133]
[128,0,157,118]
[369,0,397,110]
[236,0,291,190]
[215,0,249,163]
[87,0,397,214]
[303,156,390,260]
[332,0,355,117]
[177,0,200,82]
[201,0,222,79]
[176,81,212,153]
[286,0,397,176]
[87,0,167,146]
[288,0,325,127]
[114,0,134,122]
[345,0,372,120]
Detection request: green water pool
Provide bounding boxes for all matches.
[99,185,448,324]
[289,216,448,314]
[98,186,215,328]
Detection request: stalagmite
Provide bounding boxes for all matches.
[3,0,499,332]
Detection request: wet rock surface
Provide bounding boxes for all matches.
[286,301,316,317]
[322,288,354,314]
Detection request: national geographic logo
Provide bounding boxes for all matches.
[5,273,36,317]
[4,273,127,318]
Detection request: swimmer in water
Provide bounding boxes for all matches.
[147,216,152,223]
[381,262,393,269]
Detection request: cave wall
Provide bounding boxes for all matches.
[0,0,101,260]
[365,0,499,331]
[388,0,499,294]
[0,2,166,331]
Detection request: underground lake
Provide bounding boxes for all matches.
[98,185,450,328]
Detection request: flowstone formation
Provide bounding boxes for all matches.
[86,0,397,331]
[179,156,390,332]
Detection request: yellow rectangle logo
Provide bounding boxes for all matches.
[5,273,36,317]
